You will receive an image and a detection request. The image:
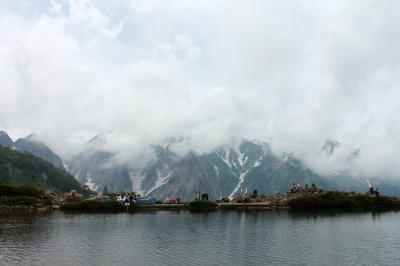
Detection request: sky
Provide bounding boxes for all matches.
[1,0,400,178]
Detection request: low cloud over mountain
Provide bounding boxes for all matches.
[1,1,400,183]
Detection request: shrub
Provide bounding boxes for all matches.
[1,196,39,206]
[189,200,217,211]
[42,197,54,206]
[288,191,400,211]
[0,183,43,198]
[61,200,126,212]
[0,196,8,205]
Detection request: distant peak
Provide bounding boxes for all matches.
[156,137,185,151]
[241,138,270,151]
[0,130,13,148]
[85,134,106,148]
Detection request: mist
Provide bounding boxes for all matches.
[1,0,400,179]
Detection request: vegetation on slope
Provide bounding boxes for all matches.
[0,147,82,194]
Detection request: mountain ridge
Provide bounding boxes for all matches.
[0,146,82,195]
[4,130,400,199]
[66,137,360,200]
[0,131,65,170]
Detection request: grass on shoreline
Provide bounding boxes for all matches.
[0,183,55,208]
[0,183,44,198]
[189,200,217,211]
[287,191,400,211]
[61,200,127,212]
[3,182,400,213]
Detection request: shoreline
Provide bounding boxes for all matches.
[134,202,289,211]
[3,191,400,213]
[0,201,292,213]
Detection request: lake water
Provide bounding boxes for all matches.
[1,210,400,266]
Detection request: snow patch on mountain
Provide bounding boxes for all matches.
[217,148,232,168]
[237,149,247,167]
[253,155,263,167]
[85,177,97,191]
[145,171,173,196]
[129,171,146,196]
[229,170,249,199]
[214,165,219,176]
[232,160,238,169]
[242,156,248,166]
[283,154,289,162]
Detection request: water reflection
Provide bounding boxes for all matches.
[287,209,399,220]
[1,211,400,266]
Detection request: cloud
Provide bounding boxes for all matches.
[1,0,400,178]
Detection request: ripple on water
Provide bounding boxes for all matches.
[1,211,400,266]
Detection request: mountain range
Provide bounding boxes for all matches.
[66,136,400,200]
[2,130,400,200]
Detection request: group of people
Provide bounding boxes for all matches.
[369,186,380,196]
[290,183,318,193]
[201,193,209,200]
[116,193,137,204]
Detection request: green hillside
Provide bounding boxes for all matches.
[0,146,82,195]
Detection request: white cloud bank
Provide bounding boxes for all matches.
[1,0,400,178]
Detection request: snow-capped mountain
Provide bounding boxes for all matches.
[3,129,400,199]
[65,135,131,192]
[66,137,333,200]
[316,139,400,196]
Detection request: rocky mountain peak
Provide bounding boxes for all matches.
[0,130,13,148]
[14,133,65,170]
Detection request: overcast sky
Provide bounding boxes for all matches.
[1,0,400,177]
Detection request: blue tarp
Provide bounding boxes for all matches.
[135,198,156,205]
